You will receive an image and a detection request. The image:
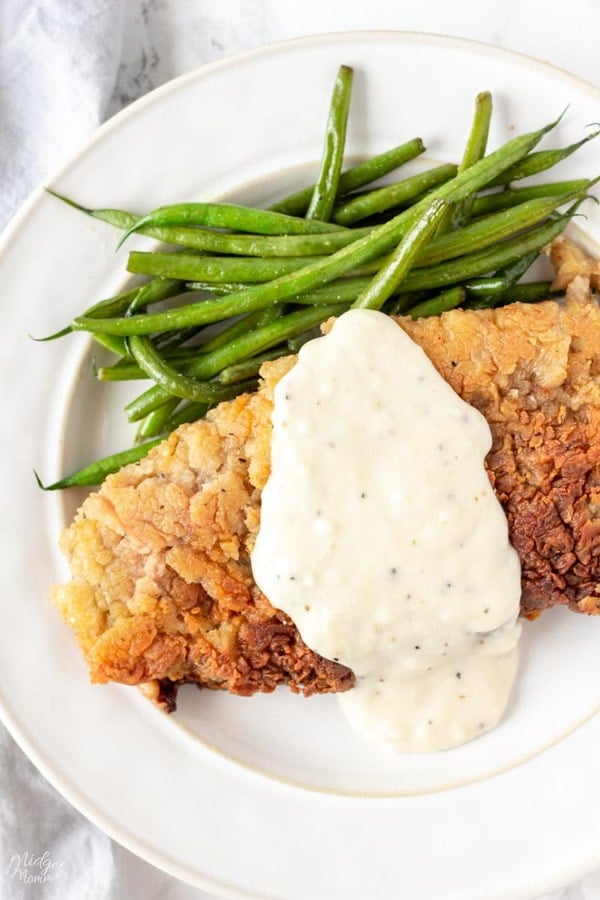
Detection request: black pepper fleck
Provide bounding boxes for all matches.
[456,672,461,679]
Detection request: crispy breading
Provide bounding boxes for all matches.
[53,383,353,700]
[52,243,600,704]
[403,296,600,618]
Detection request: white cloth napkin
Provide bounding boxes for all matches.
[0,0,123,232]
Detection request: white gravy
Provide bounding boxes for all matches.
[251,309,522,753]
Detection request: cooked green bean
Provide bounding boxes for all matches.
[353,198,448,310]
[85,278,182,320]
[135,399,181,441]
[37,278,182,344]
[470,179,591,217]
[199,305,283,354]
[467,280,555,309]
[128,335,251,403]
[107,192,575,339]
[92,334,129,356]
[154,325,205,352]
[487,130,600,187]
[125,303,348,422]
[162,400,215,432]
[127,251,327,283]
[34,439,163,489]
[71,115,563,339]
[396,214,571,292]
[218,347,289,384]
[270,138,426,216]
[450,91,493,228]
[98,307,284,381]
[464,250,540,307]
[286,326,324,352]
[47,187,375,257]
[117,202,347,248]
[417,192,579,266]
[407,286,466,318]
[306,65,354,221]
[333,163,458,225]
[144,225,374,257]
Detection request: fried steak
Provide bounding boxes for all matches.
[52,238,600,707]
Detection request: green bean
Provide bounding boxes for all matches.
[145,225,374,257]
[135,399,181,441]
[384,291,427,316]
[395,213,571,293]
[467,280,555,309]
[125,303,348,422]
[494,250,542,285]
[417,192,579,266]
[48,185,378,257]
[162,400,213,431]
[154,325,205,352]
[218,347,289,384]
[470,179,591,217]
[93,334,129,356]
[32,324,74,342]
[333,163,458,226]
[127,335,251,403]
[270,138,426,216]
[464,250,540,307]
[144,193,574,316]
[286,327,324,352]
[46,189,135,232]
[199,305,283,354]
[96,359,176,381]
[34,439,163,489]
[48,192,376,256]
[407,286,466,318]
[127,251,327,283]
[72,116,565,338]
[86,278,182,320]
[450,91,493,228]
[36,278,181,343]
[98,308,284,381]
[487,130,600,187]
[353,198,448,310]
[116,202,347,249]
[306,65,354,221]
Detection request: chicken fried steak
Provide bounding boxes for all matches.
[52,243,600,707]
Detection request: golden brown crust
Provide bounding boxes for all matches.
[52,386,353,699]
[53,240,600,704]
[402,296,600,617]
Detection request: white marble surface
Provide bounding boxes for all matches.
[5,1,600,898]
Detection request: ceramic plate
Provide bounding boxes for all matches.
[2,31,600,900]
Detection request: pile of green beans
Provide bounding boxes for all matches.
[38,66,598,489]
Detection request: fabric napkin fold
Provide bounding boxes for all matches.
[1,0,123,232]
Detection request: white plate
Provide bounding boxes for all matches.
[2,31,600,900]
